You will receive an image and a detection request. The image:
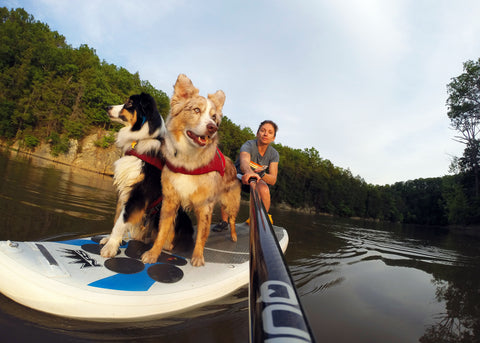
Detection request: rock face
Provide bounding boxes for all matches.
[2,133,122,175]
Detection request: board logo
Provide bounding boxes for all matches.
[259,280,312,342]
[61,248,100,268]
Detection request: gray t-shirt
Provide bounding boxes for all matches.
[235,139,280,174]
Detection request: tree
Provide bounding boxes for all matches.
[446,58,480,197]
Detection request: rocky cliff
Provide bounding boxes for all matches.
[1,132,122,175]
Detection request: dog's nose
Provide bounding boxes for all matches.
[207,123,217,135]
[106,105,113,111]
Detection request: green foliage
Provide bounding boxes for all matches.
[64,120,85,139]
[218,116,255,160]
[391,178,447,225]
[47,132,70,156]
[94,132,116,149]
[442,175,470,225]
[23,134,39,149]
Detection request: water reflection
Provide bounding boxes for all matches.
[271,211,480,343]
[420,264,480,342]
[0,150,116,241]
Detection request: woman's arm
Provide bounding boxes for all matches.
[239,151,260,184]
[262,162,278,185]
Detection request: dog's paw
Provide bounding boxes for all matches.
[141,250,159,264]
[230,232,237,242]
[163,242,174,251]
[99,236,109,245]
[191,254,205,267]
[100,242,118,258]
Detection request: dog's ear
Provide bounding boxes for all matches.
[208,90,226,113]
[173,74,199,100]
[170,74,199,117]
[139,93,163,135]
[139,93,155,113]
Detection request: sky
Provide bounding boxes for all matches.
[5,0,480,185]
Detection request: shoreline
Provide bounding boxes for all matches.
[2,141,480,236]
[0,133,120,176]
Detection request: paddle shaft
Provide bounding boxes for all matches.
[248,178,316,342]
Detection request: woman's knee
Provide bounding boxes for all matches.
[257,181,270,198]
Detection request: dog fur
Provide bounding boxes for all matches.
[100,93,192,258]
[141,74,241,266]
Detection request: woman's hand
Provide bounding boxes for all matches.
[242,172,260,185]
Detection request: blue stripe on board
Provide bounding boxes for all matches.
[88,265,157,291]
[57,239,94,247]
[55,239,128,248]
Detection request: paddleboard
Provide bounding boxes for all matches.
[0,223,288,321]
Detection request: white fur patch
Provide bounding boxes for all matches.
[171,174,198,199]
[113,156,144,200]
[193,100,217,139]
[116,124,163,153]
[169,171,220,208]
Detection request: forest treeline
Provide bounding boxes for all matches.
[1,7,479,227]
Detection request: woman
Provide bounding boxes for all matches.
[214,120,279,231]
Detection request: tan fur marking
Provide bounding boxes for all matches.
[208,91,226,112]
[126,207,146,225]
[120,108,137,126]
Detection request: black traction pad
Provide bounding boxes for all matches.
[156,252,187,266]
[124,240,149,259]
[91,235,126,246]
[124,240,187,266]
[104,257,145,274]
[81,243,120,257]
[147,264,184,283]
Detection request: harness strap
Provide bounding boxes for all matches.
[147,195,163,214]
[124,148,164,213]
[125,149,164,170]
[165,147,226,177]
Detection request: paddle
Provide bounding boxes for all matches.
[248,178,316,342]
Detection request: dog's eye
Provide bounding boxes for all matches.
[212,114,217,121]
[194,108,201,114]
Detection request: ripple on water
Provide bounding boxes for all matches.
[289,225,474,298]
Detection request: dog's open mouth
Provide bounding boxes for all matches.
[187,131,209,146]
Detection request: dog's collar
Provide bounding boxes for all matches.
[165,148,226,177]
[125,148,164,170]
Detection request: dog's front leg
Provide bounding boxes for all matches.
[191,204,214,267]
[141,199,179,264]
[101,209,130,258]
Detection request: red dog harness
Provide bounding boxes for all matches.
[165,147,226,177]
[124,147,225,214]
[124,149,164,170]
[125,146,226,176]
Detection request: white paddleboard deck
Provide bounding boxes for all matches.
[0,223,288,321]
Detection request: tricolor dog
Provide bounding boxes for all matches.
[100,93,192,258]
[141,75,241,266]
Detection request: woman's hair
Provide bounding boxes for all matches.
[257,120,278,137]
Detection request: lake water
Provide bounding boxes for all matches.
[0,150,479,343]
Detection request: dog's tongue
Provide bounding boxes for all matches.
[187,131,207,146]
